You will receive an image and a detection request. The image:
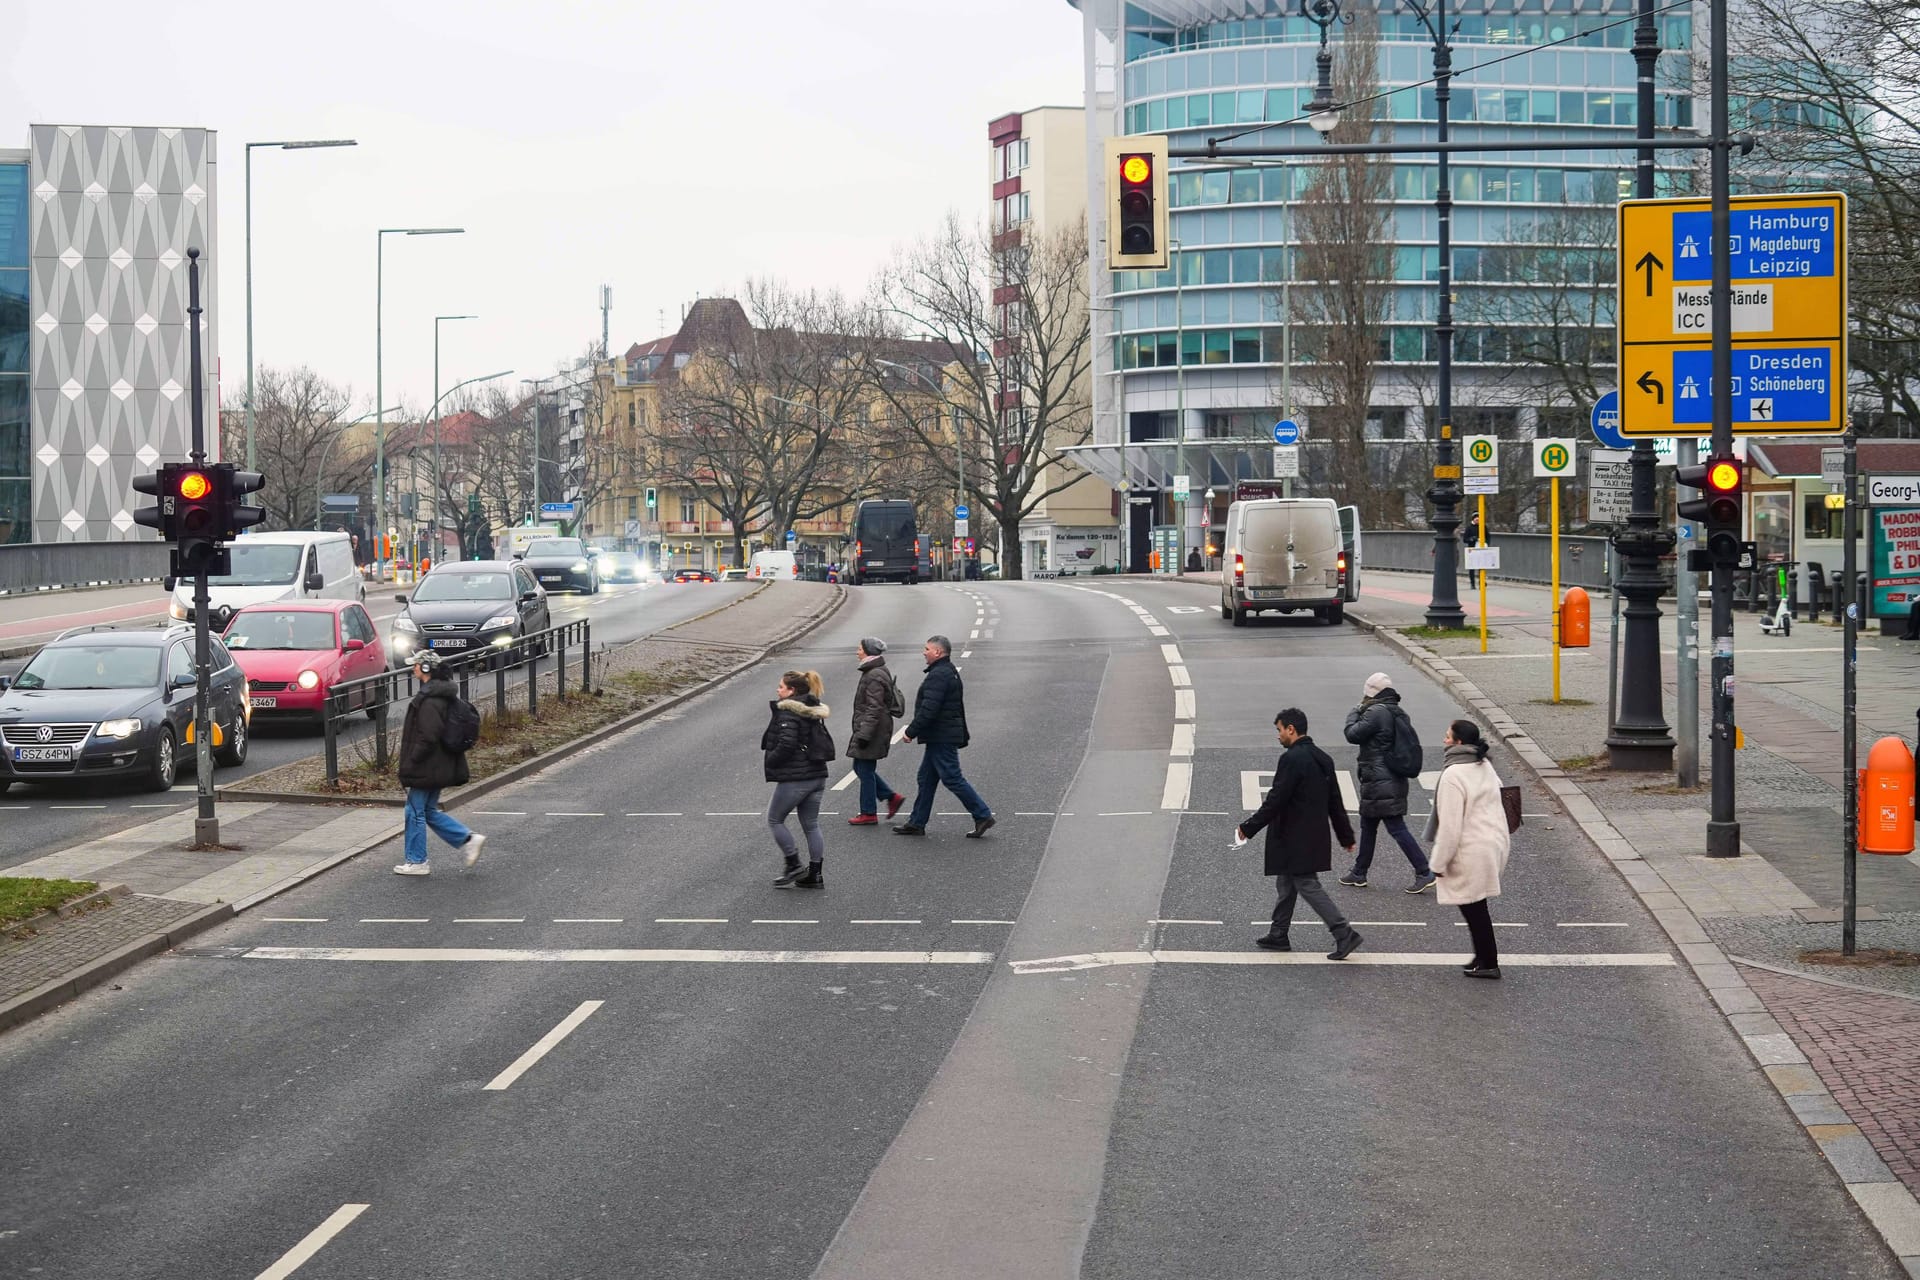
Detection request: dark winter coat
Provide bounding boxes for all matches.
[398,680,470,790]
[1239,735,1357,876]
[905,656,969,747]
[762,695,832,783]
[1346,689,1411,818]
[848,657,897,761]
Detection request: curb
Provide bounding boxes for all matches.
[1351,605,1920,1274]
[0,899,233,1034]
[2,882,130,940]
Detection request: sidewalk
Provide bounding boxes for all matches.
[1336,568,1920,1265]
[0,581,847,1033]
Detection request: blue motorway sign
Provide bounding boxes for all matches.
[1671,347,1834,426]
[1672,207,1837,282]
[1590,391,1626,449]
[1272,419,1300,445]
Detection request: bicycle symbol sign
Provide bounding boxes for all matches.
[1532,438,1577,478]
[1467,439,1495,464]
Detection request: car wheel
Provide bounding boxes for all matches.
[1328,603,1345,625]
[0,779,10,796]
[1220,601,1231,619]
[1231,605,1247,627]
[214,711,248,766]
[147,726,177,792]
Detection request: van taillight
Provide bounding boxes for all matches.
[1337,554,1347,572]
[1234,554,1245,581]
[854,540,863,558]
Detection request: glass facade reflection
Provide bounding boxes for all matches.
[0,161,26,544]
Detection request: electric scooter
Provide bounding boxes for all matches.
[1758,563,1792,636]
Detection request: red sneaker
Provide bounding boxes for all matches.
[847,814,879,826]
[886,793,906,819]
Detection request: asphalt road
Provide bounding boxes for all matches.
[0,578,1899,1278]
[0,580,755,871]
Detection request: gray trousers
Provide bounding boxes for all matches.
[1270,873,1356,941]
[768,778,826,864]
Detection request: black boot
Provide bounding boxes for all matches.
[781,862,824,890]
[773,857,804,887]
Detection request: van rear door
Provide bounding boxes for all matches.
[1337,505,1362,600]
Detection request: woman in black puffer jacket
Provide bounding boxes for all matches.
[763,669,832,890]
[1339,672,1434,892]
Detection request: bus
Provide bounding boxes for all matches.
[850,500,919,585]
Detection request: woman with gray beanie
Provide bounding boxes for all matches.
[1339,672,1436,892]
[847,638,906,825]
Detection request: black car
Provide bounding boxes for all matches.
[597,550,648,584]
[672,568,715,583]
[516,537,599,594]
[0,624,249,793]
[390,561,551,669]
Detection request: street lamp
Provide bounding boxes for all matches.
[312,404,400,534]
[432,315,477,555]
[244,138,356,472]
[1301,0,1346,136]
[375,226,464,579]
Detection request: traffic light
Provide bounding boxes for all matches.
[644,487,657,511]
[220,464,268,538]
[172,465,220,574]
[1678,453,1744,564]
[131,466,173,537]
[1104,135,1168,271]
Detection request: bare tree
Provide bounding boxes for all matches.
[1287,9,1395,522]
[217,366,370,529]
[870,217,1094,580]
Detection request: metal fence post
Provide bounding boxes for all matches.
[496,654,507,717]
[558,627,568,701]
[527,635,539,719]
[323,689,340,785]
[583,620,592,694]
[375,671,391,774]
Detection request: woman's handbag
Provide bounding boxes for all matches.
[1500,784,1523,834]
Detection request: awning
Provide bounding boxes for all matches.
[1057,439,1284,491]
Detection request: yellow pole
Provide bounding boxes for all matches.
[1551,476,1562,704]
[1477,494,1488,653]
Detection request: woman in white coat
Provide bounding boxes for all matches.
[1424,720,1511,978]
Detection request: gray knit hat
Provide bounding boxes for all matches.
[859,636,887,655]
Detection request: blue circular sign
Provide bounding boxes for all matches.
[785,530,797,543]
[1590,391,1629,450]
[1272,419,1301,446]
[954,504,969,521]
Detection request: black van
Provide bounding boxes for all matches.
[851,500,919,585]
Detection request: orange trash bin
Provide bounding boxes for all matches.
[1560,586,1591,648]
[1860,736,1916,855]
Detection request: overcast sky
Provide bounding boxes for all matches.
[4,0,1086,415]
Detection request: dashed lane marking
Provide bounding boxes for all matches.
[1010,951,1677,974]
[706,812,761,817]
[483,1000,604,1091]
[1169,665,1191,687]
[254,1202,370,1280]
[1174,689,1195,719]
[1098,811,1153,817]
[544,812,604,817]
[1171,723,1195,757]
[1161,762,1192,811]
[358,918,428,924]
[1152,918,1225,925]
[1559,921,1629,927]
[625,812,683,816]
[752,918,819,924]
[655,917,728,923]
[263,917,327,923]
[244,947,997,965]
[1160,644,1181,663]
[1146,625,1170,636]
[49,804,105,810]
[961,650,973,658]
[473,811,527,817]
[851,919,924,925]
[455,917,525,924]
[554,918,624,923]
[970,629,979,639]
[1014,812,1056,816]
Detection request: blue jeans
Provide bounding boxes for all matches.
[907,743,990,827]
[1350,814,1430,878]
[404,787,471,864]
[853,758,896,815]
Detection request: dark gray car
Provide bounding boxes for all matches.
[390,562,551,668]
[517,537,599,594]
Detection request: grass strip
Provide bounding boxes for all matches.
[0,877,99,927]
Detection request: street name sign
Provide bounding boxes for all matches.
[1532,438,1576,479]
[1868,476,1920,507]
[539,501,578,519]
[1588,448,1633,524]
[1271,446,1300,478]
[1618,192,1847,437]
[1462,434,1499,495]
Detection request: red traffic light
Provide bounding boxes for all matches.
[177,470,211,501]
[1707,460,1741,493]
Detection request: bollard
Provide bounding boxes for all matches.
[1561,586,1592,648]
[1860,736,1916,855]
[323,689,340,785]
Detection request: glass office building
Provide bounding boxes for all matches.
[1,157,26,543]
[1068,0,1697,561]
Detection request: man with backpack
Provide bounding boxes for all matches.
[394,650,486,876]
[1338,672,1435,892]
[847,638,907,826]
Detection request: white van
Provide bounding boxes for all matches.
[748,549,798,580]
[169,530,363,626]
[1220,498,1345,625]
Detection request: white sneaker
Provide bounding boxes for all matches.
[463,832,487,868]
[393,861,430,876]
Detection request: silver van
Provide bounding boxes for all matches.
[170,530,364,628]
[1220,498,1345,625]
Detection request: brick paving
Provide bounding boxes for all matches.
[0,894,206,1003]
[1746,966,1920,1197]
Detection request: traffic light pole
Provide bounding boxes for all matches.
[186,250,218,847]
[1705,0,1740,858]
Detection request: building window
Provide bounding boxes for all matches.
[627,495,639,520]
[680,495,696,523]
[0,376,27,545]
[999,138,1029,181]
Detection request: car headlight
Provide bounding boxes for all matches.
[168,600,188,620]
[97,718,142,740]
[296,669,320,690]
[394,616,419,633]
[491,634,515,647]
[572,561,589,572]
[482,613,517,630]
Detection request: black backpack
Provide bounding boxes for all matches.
[1384,707,1423,779]
[441,695,482,754]
[806,718,837,764]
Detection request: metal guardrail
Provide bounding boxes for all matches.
[1362,530,1617,591]
[0,542,171,595]
[321,618,593,786]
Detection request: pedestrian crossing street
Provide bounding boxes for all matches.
[1241,769,1448,816]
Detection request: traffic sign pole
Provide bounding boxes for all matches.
[1707,0,1740,859]
[1478,495,1488,653]
[1553,477,1562,704]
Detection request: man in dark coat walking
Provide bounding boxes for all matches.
[1237,707,1362,958]
[1340,672,1435,892]
[894,635,994,838]
[394,651,484,876]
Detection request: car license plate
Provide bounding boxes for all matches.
[540,574,562,582]
[866,560,885,567]
[429,638,468,649]
[250,696,278,709]
[12,745,72,763]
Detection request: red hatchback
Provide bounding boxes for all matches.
[221,601,387,727]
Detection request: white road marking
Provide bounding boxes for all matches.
[1174,689,1196,720]
[1455,921,1530,927]
[753,918,819,924]
[1166,606,1206,614]
[891,726,908,744]
[831,771,858,791]
[455,917,525,924]
[961,650,972,658]
[545,812,604,817]
[970,629,980,639]
[1151,918,1224,925]
[1170,723,1195,757]
[1161,762,1192,811]
[359,918,428,924]
[1558,922,1630,928]
[1181,810,1229,816]
[1146,625,1170,636]
[263,917,327,923]
[951,919,1016,925]
[706,812,760,817]
[1099,811,1153,817]
[1010,951,1677,974]
[625,812,683,817]
[473,811,527,816]
[1160,644,1182,663]
[1014,812,1056,816]
[851,919,924,925]
[1337,771,1359,812]
[131,803,183,809]
[246,946,995,965]
[482,1000,604,1091]
[554,918,623,923]
[1168,665,1191,687]
[253,1202,370,1280]
[49,804,104,810]
[655,917,727,923]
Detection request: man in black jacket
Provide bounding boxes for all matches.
[394,651,485,876]
[894,635,994,838]
[1237,707,1362,958]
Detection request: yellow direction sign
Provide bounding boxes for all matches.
[1532,438,1575,478]
[1617,192,1847,437]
